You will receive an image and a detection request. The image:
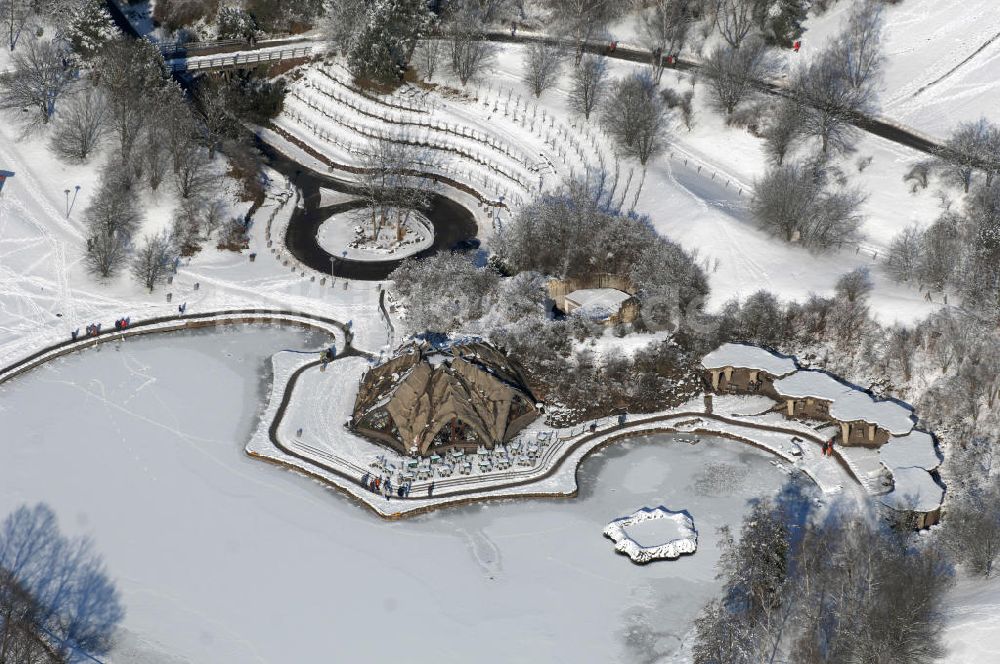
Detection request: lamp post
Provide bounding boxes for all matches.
[64,189,70,218]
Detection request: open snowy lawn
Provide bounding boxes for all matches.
[0,328,800,663]
[795,0,1000,139]
[477,45,944,323]
[942,575,1000,664]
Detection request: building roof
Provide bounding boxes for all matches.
[772,371,914,434]
[773,370,855,402]
[352,341,538,455]
[829,391,914,435]
[564,288,631,318]
[879,467,945,514]
[701,343,797,376]
[879,430,941,471]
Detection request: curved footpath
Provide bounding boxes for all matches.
[255,353,865,519]
[0,309,366,389]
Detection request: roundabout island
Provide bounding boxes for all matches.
[316,207,434,262]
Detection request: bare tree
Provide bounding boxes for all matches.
[49,86,107,162]
[703,37,770,116]
[791,52,868,154]
[357,135,436,241]
[0,504,124,662]
[95,38,167,161]
[522,42,563,98]
[716,0,755,49]
[413,38,444,82]
[840,0,885,94]
[568,53,607,120]
[0,36,75,129]
[638,0,694,82]
[445,0,497,86]
[130,231,176,292]
[547,0,625,65]
[1,0,31,51]
[761,98,803,165]
[751,161,864,250]
[601,72,671,166]
[947,478,1000,577]
[85,172,143,239]
[85,227,127,278]
[173,144,213,200]
[322,0,367,50]
[936,118,994,193]
[885,223,923,283]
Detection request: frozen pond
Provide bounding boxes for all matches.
[0,329,801,663]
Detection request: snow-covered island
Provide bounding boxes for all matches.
[317,207,434,262]
[603,507,698,564]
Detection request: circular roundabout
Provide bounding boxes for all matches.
[263,147,480,281]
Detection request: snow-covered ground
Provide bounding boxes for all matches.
[316,208,434,261]
[0,328,801,663]
[796,0,1000,139]
[942,575,1000,664]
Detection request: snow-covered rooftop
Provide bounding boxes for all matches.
[700,343,797,376]
[565,288,631,317]
[879,430,941,472]
[829,391,914,435]
[773,370,855,402]
[773,371,914,433]
[879,467,945,514]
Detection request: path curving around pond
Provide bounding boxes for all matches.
[260,137,480,281]
[254,354,865,520]
[0,309,366,390]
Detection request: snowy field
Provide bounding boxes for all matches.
[795,0,1000,139]
[0,328,799,663]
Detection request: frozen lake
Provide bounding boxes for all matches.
[0,329,799,663]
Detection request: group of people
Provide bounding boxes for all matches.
[822,438,836,457]
[361,473,416,500]
[71,323,102,340]
[360,472,428,500]
[652,47,679,66]
[70,316,136,341]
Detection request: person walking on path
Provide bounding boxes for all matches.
[428,481,435,497]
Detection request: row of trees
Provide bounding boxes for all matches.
[78,37,214,288]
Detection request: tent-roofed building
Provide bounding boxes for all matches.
[351,341,539,456]
[700,343,797,399]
